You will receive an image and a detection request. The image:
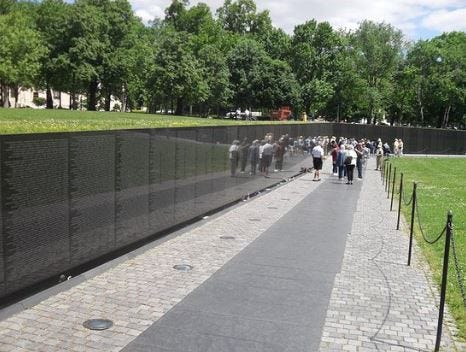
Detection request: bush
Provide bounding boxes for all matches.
[32,97,46,106]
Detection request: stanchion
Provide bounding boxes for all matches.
[434,211,453,352]
[396,173,403,230]
[387,164,392,198]
[407,182,417,266]
[390,167,397,211]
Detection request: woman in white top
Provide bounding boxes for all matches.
[345,145,358,184]
[311,142,324,181]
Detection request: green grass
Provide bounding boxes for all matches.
[388,157,466,340]
[0,108,301,134]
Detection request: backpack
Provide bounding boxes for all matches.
[344,156,353,165]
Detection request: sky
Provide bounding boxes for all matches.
[130,0,466,40]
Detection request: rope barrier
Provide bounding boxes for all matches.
[451,228,466,309]
[401,186,413,206]
[414,200,446,245]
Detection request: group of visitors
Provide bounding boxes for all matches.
[313,136,403,184]
[229,134,405,183]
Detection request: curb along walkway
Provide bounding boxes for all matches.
[0,158,462,351]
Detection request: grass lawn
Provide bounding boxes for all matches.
[0,108,300,134]
[388,157,466,341]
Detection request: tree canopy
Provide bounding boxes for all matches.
[0,0,464,129]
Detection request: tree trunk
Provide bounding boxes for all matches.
[46,86,54,109]
[87,80,98,111]
[104,90,111,111]
[58,92,62,109]
[175,98,183,115]
[1,85,10,108]
[442,105,451,129]
[13,86,19,108]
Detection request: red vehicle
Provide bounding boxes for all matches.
[271,106,292,121]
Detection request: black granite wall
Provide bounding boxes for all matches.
[0,123,464,301]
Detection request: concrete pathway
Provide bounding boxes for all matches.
[0,158,463,351]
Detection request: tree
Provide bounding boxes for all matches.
[350,21,404,123]
[0,10,47,107]
[197,44,232,116]
[146,29,208,115]
[217,0,265,35]
[291,20,342,117]
[36,0,72,109]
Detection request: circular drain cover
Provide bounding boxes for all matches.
[220,236,235,240]
[83,319,113,331]
[248,218,261,222]
[173,264,193,272]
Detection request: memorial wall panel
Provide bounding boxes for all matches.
[149,130,176,232]
[2,136,69,293]
[175,129,198,223]
[115,131,150,246]
[69,134,116,265]
[195,128,214,215]
[0,123,465,301]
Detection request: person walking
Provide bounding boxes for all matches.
[345,145,357,184]
[355,141,364,179]
[311,141,324,181]
[398,139,404,156]
[330,140,339,176]
[336,144,347,181]
[375,144,383,170]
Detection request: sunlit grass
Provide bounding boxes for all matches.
[389,157,466,340]
[0,108,304,134]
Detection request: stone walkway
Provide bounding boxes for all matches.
[319,161,461,351]
[0,158,463,351]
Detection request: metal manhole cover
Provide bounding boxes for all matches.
[220,236,236,240]
[248,218,261,222]
[173,264,193,272]
[267,206,278,209]
[83,319,113,331]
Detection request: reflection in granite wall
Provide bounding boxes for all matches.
[2,136,69,293]
[69,134,115,265]
[0,123,465,300]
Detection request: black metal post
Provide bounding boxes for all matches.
[434,211,453,352]
[390,167,397,211]
[407,182,417,266]
[387,164,392,198]
[397,173,403,230]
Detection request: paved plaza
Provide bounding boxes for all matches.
[0,158,464,351]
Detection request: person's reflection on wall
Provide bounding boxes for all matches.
[239,137,249,173]
[248,140,260,175]
[229,140,240,177]
[262,138,274,178]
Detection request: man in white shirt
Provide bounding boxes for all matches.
[311,142,324,181]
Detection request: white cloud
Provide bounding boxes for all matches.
[129,0,466,38]
[421,8,466,32]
